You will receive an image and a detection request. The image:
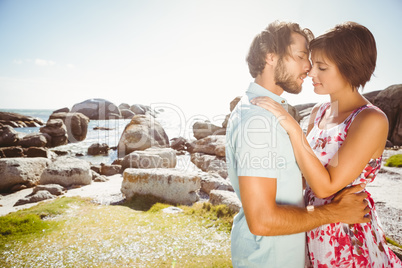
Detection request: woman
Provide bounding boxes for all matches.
[251,22,402,267]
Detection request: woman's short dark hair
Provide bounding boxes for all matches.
[246,21,314,78]
[310,21,377,90]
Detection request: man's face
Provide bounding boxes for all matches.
[274,33,311,94]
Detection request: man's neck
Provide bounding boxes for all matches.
[254,76,284,96]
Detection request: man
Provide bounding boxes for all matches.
[225,21,370,267]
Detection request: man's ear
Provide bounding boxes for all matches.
[265,53,277,66]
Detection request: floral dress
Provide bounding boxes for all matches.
[305,103,402,268]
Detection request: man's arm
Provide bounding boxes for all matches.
[240,176,369,236]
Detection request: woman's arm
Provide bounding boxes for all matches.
[251,97,388,198]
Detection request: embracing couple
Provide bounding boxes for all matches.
[226,21,402,267]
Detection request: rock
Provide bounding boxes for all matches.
[122,168,201,205]
[130,104,148,115]
[0,146,24,158]
[18,133,49,148]
[188,135,226,157]
[209,190,241,213]
[117,115,169,157]
[199,172,233,194]
[0,125,20,147]
[90,165,101,174]
[222,114,230,128]
[32,184,66,196]
[191,153,228,178]
[119,103,130,110]
[121,147,176,170]
[170,137,188,151]
[87,143,109,155]
[52,107,70,114]
[39,119,68,147]
[192,121,226,140]
[49,112,90,142]
[363,90,381,104]
[230,96,242,112]
[91,170,109,182]
[162,207,184,214]
[120,109,136,119]
[0,158,51,192]
[14,190,55,206]
[71,98,121,120]
[372,85,402,146]
[40,157,92,187]
[100,164,122,176]
[24,147,53,158]
[0,111,44,128]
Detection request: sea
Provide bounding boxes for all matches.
[1,108,224,167]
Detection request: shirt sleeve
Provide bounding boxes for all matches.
[234,112,285,179]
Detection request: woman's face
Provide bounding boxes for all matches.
[308,50,350,95]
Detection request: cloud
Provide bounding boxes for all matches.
[35,59,56,66]
[13,59,23,64]
[66,63,75,69]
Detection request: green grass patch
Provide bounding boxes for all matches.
[385,154,402,167]
[120,194,173,211]
[182,202,236,233]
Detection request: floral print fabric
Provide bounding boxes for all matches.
[305,103,402,267]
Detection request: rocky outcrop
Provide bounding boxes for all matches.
[121,147,176,170]
[100,164,122,176]
[14,190,55,206]
[87,143,109,156]
[191,153,228,179]
[193,121,226,140]
[39,119,68,147]
[40,157,92,187]
[0,146,24,158]
[117,115,169,157]
[370,85,402,146]
[188,135,226,157]
[209,190,241,213]
[120,109,136,119]
[18,133,50,148]
[0,158,51,192]
[0,111,44,128]
[71,98,121,120]
[49,112,90,142]
[199,172,233,194]
[122,168,201,205]
[0,125,21,147]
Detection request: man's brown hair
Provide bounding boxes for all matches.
[310,21,377,90]
[246,21,314,78]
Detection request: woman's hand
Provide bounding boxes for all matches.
[251,96,300,135]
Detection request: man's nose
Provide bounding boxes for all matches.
[305,60,312,73]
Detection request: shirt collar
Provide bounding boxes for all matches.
[246,82,288,106]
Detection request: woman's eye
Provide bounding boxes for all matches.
[318,67,326,71]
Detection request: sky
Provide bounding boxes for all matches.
[0,0,401,120]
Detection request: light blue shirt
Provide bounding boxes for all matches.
[226,82,305,267]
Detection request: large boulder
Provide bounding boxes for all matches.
[192,121,226,140]
[188,135,226,157]
[0,146,24,158]
[121,147,176,170]
[87,143,109,156]
[372,85,402,145]
[0,111,44,128]
[0,158,51,192]
[0,125,21,147]
[18,133,49,148]
[39,119,68,147]
[49,112,90,142]
[71,98,121,120]
[117,115,169,157]
[122,168,200,205]
[209,190,241,213]
[40,157,92,187]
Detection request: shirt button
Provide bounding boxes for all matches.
[281,100,285,104]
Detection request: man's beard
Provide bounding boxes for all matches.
[274,57,302,94]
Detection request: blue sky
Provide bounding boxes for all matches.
[0,0,401,119]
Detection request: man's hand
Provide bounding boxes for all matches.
[328,184,371,224]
